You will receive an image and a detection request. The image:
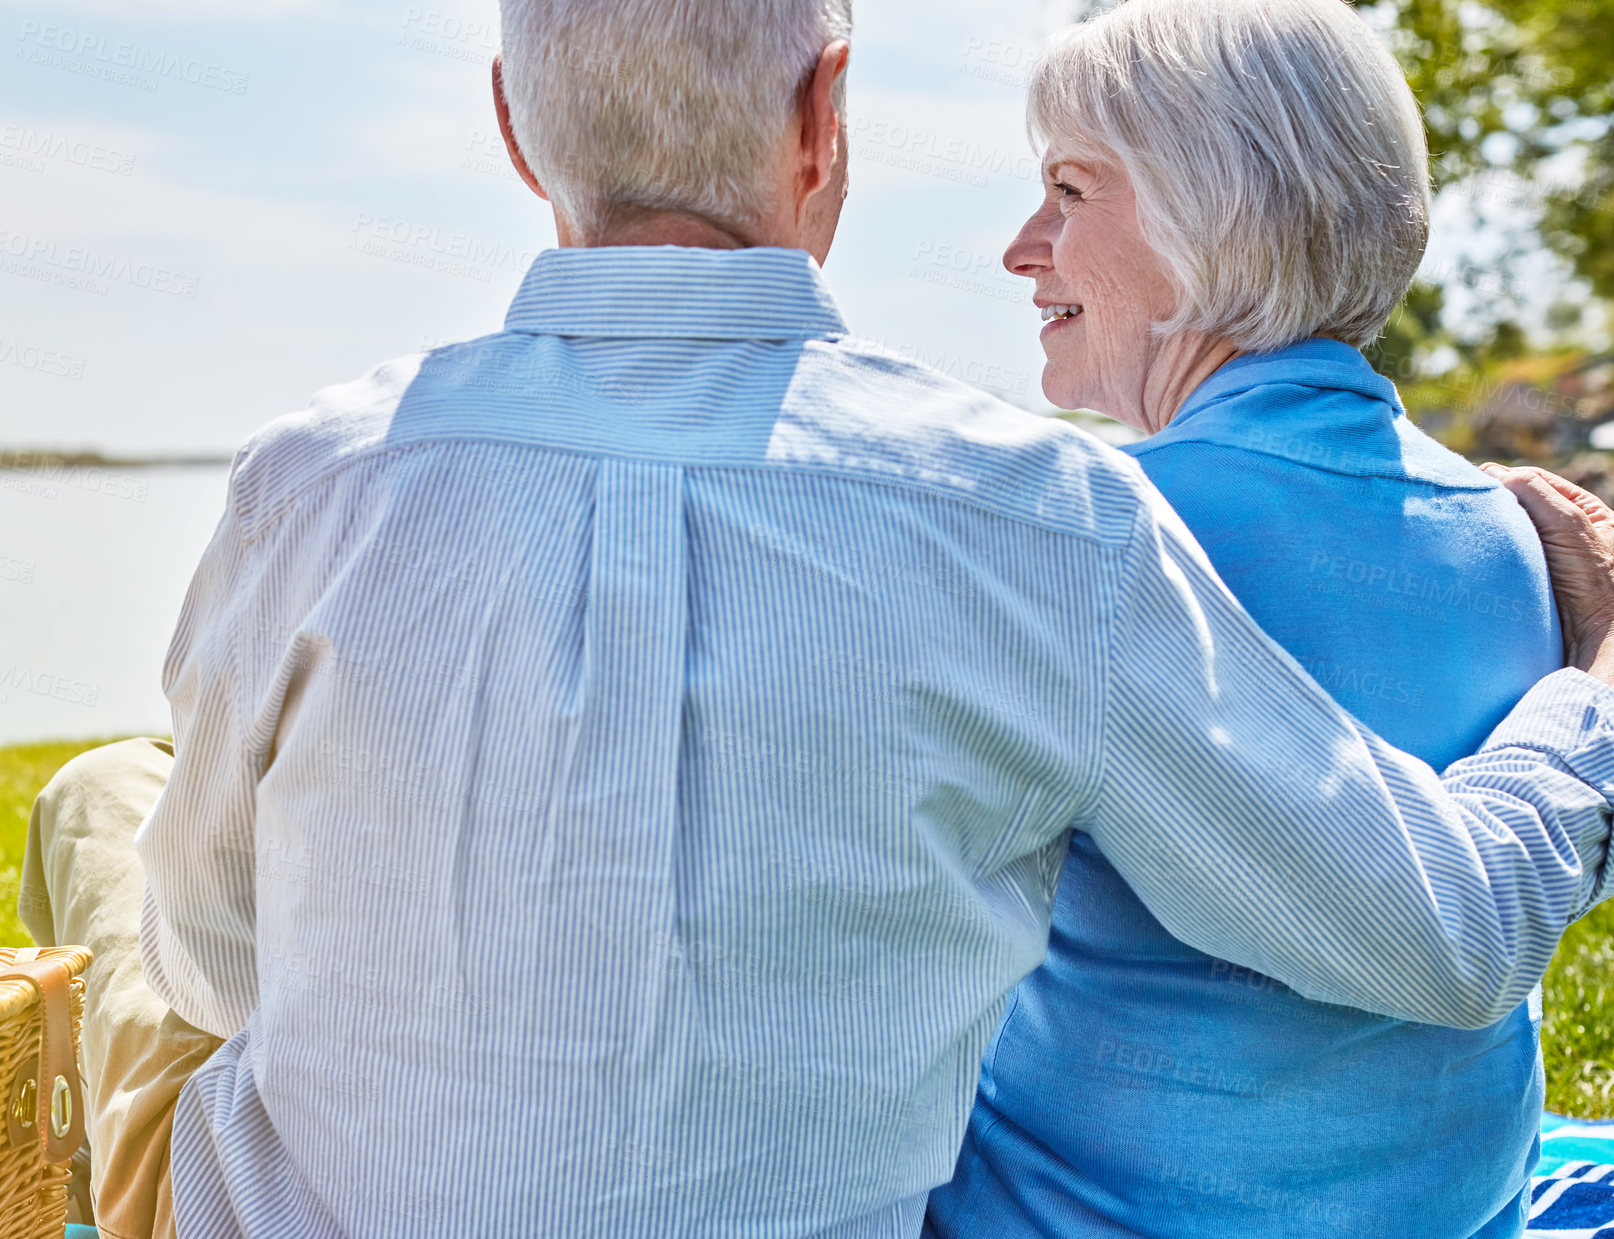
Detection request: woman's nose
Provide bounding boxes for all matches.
[1003,210,1055,279]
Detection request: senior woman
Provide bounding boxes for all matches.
[925,1,1560,1237]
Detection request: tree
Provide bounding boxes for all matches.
[1366,0,1614,316]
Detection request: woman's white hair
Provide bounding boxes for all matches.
[1030,0,1431,353]
[499,0,853,241]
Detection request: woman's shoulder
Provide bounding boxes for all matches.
[1132,428,1540,553]
[1126,358,1502,499]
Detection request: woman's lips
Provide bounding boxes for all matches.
[1040,309,1083,340]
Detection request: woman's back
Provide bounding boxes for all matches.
[1132,342,1561,771]
[928,340,1563,1239]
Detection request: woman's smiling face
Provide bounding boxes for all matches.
[1003,152,1184,430]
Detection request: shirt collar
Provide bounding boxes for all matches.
[1172,337,1401,428]
[503,245,850,342]
[1134,337,1491,489]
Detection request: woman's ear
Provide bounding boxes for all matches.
[492,54,549,201]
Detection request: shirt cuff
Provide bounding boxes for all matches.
[1481,667,1614,918]
[1482,668,1614,797]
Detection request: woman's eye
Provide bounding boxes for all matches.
[1053,181,1083,208]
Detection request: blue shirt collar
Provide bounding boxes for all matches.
[1172,338,1402,427]
[504,245,850,342]
[1132,337,1492,490]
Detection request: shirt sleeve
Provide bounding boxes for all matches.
[1087,482,1614,1029]
[134,463,264,1041]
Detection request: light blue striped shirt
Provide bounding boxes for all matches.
[136,246,1614,1238]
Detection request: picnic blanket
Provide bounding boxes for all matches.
[1532,1114,1614,1236]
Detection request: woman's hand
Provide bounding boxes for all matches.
[1483,463,1614,683]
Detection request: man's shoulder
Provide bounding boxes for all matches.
[223,335,1152,551]
[226,351,433,540]
[780,339,1144,546]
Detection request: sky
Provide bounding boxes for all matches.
[0,0,1097,458]
[0,0,1583,461]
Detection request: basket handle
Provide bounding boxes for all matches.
[0,949,86,1163]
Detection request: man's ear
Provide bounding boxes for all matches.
[493,53,549,201]
[796,40,850,208]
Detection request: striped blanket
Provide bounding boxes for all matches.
[1533,1115,1614,1237]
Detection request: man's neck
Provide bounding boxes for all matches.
[564,207,768,252]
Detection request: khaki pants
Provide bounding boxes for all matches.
[19,738,222,1239]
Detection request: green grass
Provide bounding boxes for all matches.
[0,739,132,945]
[4,742,1614,1117]
[1544,900,1614,1116]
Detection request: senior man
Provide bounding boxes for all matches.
[21,1,1614,1236]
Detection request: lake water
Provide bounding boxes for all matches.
[0,464,232,746]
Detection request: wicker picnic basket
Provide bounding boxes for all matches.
[0,946,90,1239]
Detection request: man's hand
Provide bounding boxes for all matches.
[1483,463,1614,683]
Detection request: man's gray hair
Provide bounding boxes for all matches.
[1029,0,1431,353]
[499,0,853,241]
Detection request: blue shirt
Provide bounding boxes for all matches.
[928,340,1563,1239]
[132,253,1614,1239]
